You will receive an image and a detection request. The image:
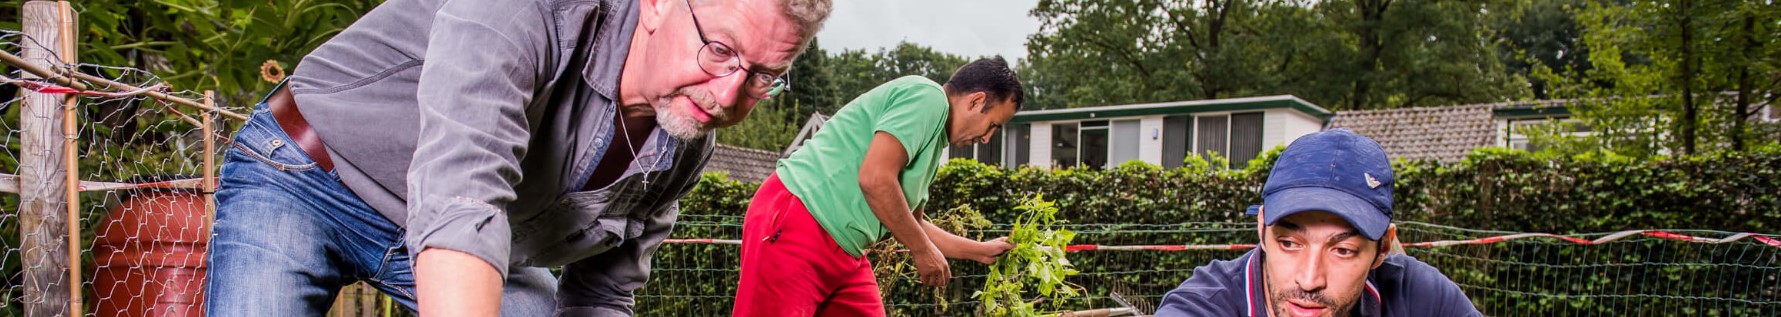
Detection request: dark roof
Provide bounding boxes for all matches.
[1326,104,1499,163]
[1326,100,1573,163]
[702,144,780,183]
[1011,95,1332,123]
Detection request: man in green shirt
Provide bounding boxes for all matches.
[733,57,1024,316]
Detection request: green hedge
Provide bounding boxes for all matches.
[640,145,1781,316]
[923,145,1781,234]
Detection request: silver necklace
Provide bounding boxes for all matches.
[615,114,660,187]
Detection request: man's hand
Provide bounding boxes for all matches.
[968,237,1016,264]
[920,220,1016,265]
[911,242,952,287]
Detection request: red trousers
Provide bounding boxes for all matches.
[733,174,885,317]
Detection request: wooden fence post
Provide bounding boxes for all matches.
[18,1,74,316]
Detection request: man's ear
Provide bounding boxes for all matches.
[968,91,989,113]
[1255,206,1266,250]
[637,0,671,34]
[1372,224,1397,269]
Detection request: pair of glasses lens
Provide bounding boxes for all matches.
[695,42,788,99]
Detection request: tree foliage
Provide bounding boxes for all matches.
[0,0,384,104]
[1022,0,1529,111]
[1528,0,1781,158]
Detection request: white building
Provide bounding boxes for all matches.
[948,95,1332,169]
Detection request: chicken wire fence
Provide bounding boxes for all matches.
[2,26,243,317]
[644,217,1781,316]
[3,19,1780,317]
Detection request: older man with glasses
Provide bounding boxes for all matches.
[202,0,831,315]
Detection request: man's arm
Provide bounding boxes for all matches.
[416,249,502,316]
[918,217,1012,264]
[860,131,951,287]
[404,0,556,315]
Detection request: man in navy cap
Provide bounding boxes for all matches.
[1156,129,1482,317]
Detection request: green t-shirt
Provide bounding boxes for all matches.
[777,75,950,258]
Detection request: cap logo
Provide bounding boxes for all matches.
[1365,172,1382,189]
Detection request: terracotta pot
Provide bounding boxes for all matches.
[92,177,208,317]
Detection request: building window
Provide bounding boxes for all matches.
[1193,112,1265,168]
[1079,121,1109,169]
[977,130,1003,164]
[1162,116,1192,168]
[1195,115,1229,160]
[1110,120,1141,168]
[1004,123,1030,167]
[948,143,972,160]
[947,123,1020,167]
[1504,117,1588,152]
[1052,123,1079,167]
[1229,113,1264,167]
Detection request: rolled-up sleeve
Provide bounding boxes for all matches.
[403,0,552,278]
[555,201,681,316]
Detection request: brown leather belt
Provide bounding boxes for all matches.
[266,85,336,171]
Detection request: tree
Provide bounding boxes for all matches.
[1528,0,1781,158]
[825,48,884,110]
[819,42,971,113]
[1708,0,1780,151]
[1024,0,1195,109]
[1317,0,1528,110]
[874,42,969,87]
[1494,0,1592,100]
[1023,0,1526,110]
[765,38,841,127]
[717,99,802,152]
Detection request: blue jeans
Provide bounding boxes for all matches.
[203,100,558,316]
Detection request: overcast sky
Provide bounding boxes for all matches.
[814,0,1042,62]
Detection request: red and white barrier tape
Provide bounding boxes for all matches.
[665,229,1781,252]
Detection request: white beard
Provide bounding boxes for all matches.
[655,107,706,140]
[652,88,720,140]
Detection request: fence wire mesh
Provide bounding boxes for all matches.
[2,28,243,317]
[2,26,1779,317]
[643,214,1781,317]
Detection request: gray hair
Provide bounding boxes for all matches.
[688,0,830,59]
[777,0,832,47]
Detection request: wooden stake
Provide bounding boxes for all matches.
[203,90,217,234]
[18,1,72,316]
[57,2,84,316]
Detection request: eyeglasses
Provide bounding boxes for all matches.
[685,1,789,99]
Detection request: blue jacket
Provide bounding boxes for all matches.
[1156,249,1482,317]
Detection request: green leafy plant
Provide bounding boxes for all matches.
[865,203,992,313]
[977,194,1079,316]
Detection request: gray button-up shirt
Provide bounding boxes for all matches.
[286,0,711,313]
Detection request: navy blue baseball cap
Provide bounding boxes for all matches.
[1245,129,1394,240]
